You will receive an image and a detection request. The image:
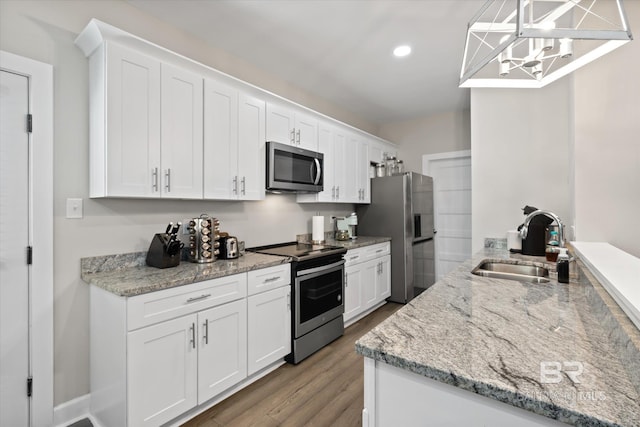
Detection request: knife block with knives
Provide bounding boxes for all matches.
[146,222,184,269]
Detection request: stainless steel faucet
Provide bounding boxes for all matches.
[519,210,565,248]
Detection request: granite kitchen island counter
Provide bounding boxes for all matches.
[356,248,640,426]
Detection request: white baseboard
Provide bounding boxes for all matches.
[54,394,102,427]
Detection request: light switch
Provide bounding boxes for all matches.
[66,198,83,219]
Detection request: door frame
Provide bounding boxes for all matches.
[1,50,54,427]
[423,150,472,281]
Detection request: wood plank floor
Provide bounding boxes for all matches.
[182,302,402,427]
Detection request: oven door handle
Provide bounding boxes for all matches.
[296,259,345,277]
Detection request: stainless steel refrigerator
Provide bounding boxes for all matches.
[357,172,435,303]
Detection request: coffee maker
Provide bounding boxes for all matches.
[334,213,358,240]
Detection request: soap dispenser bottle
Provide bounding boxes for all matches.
[557,248,570,283]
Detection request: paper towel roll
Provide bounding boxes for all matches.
[507,230,522,250]
[312,216,325,243]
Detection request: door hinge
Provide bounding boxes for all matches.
[27,246,33,265]
[27,377,33,397]
[27,114,33,133]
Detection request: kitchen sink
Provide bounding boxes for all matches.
[471,261,550,283]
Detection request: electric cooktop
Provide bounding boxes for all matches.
[248,242,346,261]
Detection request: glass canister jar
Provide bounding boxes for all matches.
[375,163,386,177]
[385,156,397,176]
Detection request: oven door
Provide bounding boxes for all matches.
[266,141,323,193]
[294,259,344,338]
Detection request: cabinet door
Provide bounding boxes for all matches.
[238,93,266,200]
[128,314,197,427]
[369,141,385,165]
[344,264,363,323]
[105,42,161,197]
[160,63,203,199]
[294,111,318,151]
[198,299,247,404]
[342,133,360,202]
[266,103,294,145]
[362,259,378,309]
[333,129,348,202]
[376,255,391,300]
[203,78,238,199]
[315,123,335,202]
[357,138,370,203]
[247,286,291,375]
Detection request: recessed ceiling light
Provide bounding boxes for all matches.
[393,45,412,57]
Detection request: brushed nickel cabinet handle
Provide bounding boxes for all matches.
[152,167,159,192]
[186,294,211,303]
[190,323,196,349]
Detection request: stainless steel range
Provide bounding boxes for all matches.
[249,242,347,364]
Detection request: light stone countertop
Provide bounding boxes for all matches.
[356,248,640,427]
[81,236,390,297]
[323,235,391,250]
[81,252,291,297]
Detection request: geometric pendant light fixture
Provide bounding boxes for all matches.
[459,0,633,88]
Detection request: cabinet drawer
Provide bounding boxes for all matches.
[364,242,390,260]
[127,273,247,331]
[247,263,291,296]
[344,247,365,267]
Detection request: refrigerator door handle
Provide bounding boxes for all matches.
[412,237,433,245]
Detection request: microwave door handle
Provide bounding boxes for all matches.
[313,158,322,185]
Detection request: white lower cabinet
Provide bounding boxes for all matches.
[198,299,247,404]
[375,255,391,300]
[247,286,291,375]
[90,265,290,427]
[343,242,391,325]
[344,264,364,320]
[128,314,198,427]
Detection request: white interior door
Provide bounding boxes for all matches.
[423,151,472,281]
[0,69,30,427]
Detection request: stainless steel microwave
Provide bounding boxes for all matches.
[266,141,323,193]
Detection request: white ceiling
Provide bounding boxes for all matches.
[127,0,486,125]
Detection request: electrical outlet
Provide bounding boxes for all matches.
[66,198,83,219]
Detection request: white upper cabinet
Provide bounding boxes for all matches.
[237,93,266,200]
[76,20,395,202]
[101,42,161,198]
[203,79,237,199]
[87,41,203,198]
[296,121,350,203]
[357,136,370,203]
[203,80,265,200]
[266,103,318,151]
[160,63,203,199]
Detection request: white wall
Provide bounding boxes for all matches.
[470,3,640,258]
[470,79,573,252]
[0,0,364,405]
[378,110,471,173]
[573,1,640,258]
